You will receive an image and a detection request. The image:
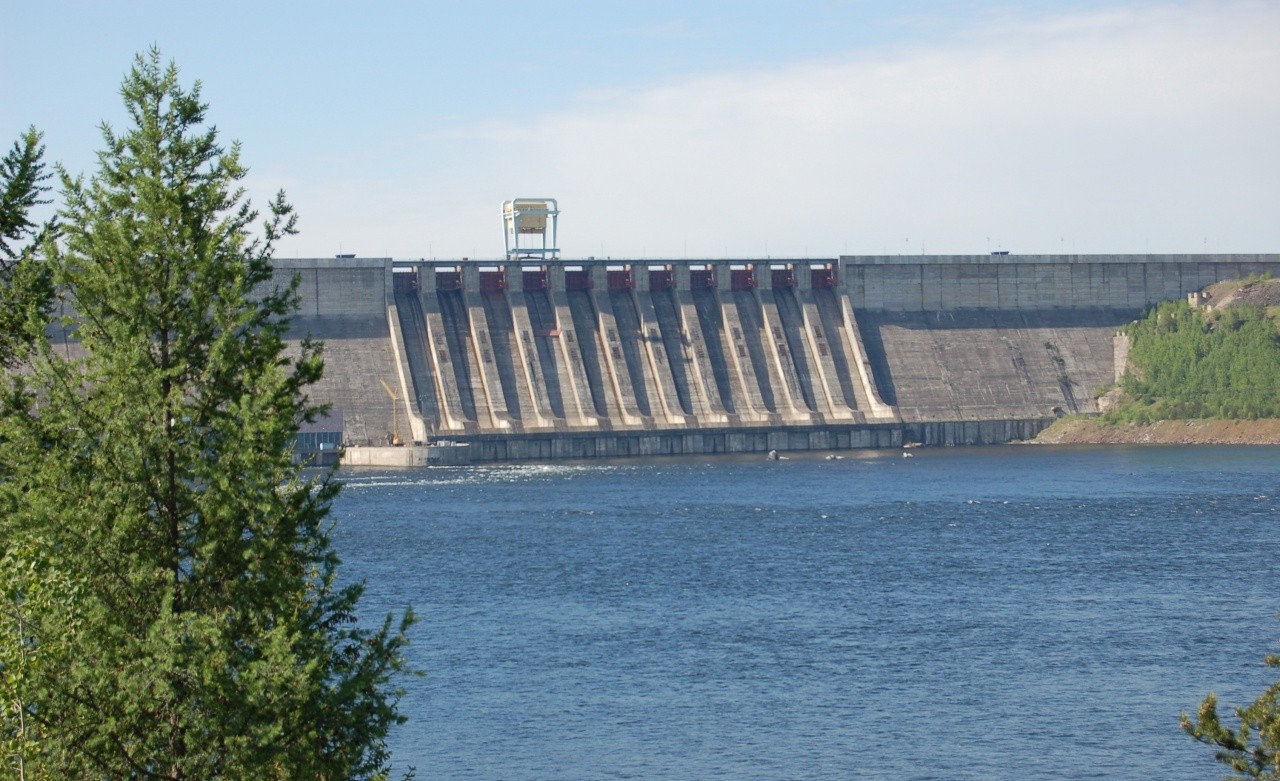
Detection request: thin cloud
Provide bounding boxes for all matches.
[282,2,1280,259]
[631,19,698,40]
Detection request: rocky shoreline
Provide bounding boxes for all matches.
[1033,417,1280,445]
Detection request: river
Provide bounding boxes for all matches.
[330,445,1280,780]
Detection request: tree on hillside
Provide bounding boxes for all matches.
[1183,651,1280,780]
[0,127,53,366]
[0,50,413,780]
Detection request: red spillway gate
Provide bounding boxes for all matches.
[523,269,550,291]
[607,270,633,292]
[648,269,674,291]
[435,270,462,291]
[811,267,837,289]
[479,270,506,292]
[771,268,796,289]
[564,270,590,291]
[393,268,419,294]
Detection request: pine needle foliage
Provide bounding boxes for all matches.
[1183,651,1280,780]
[0,126,50,266]
[0,127,54,367]
[0,50,413,780]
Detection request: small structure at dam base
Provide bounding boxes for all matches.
[341,442,471,467]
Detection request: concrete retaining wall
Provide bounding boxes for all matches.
[857,308,1131,422]
[841,254,1280,312]
[272,257,392,319]
[274,258,402,445]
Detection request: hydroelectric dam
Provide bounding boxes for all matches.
[279,252,1280,463]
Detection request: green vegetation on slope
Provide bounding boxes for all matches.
[1105,297,1280,423]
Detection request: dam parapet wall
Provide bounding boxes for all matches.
[843,253,1280,311]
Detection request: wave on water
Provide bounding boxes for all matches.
[336,463,623,490]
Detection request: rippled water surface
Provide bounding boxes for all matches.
[330,445,1280,780]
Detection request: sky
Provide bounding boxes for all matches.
[2,1,1278,260]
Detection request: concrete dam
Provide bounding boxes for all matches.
[278,253,1280,462]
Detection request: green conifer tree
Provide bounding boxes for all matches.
[0,50,413,780]
[1184,651,1280,780]
[0,126,50,265]
[0,126,53,367]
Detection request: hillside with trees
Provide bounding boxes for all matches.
[1034,278,1280,444]
[1106,292,1280,423]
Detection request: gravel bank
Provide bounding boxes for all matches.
[1033,417,1280,445]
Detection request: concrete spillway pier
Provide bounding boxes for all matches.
[386,260,894,438]
[270,253,1280,463]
